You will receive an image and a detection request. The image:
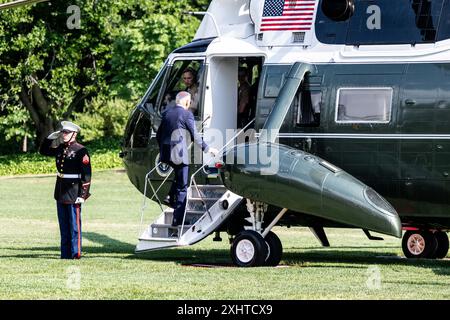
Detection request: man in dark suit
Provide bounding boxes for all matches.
[156,91,217,227]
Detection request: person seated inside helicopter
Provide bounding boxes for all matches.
[181,67,199,114]
[237,67,252,129]
[160,92,177,113]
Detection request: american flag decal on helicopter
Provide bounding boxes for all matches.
[260,0,317,32]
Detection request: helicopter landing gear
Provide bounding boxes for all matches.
[231,230,268,267]
[434,231,449,259]
[402,230,449,259]
[230,201,286,267]
[263,231,283,266]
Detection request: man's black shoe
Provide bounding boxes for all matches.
[163,195,172,206]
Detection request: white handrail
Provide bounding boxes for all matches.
[139,116,211,236]
[180,119,256,237]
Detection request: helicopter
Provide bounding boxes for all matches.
[120,0,450,267]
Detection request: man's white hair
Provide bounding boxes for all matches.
[176,91,191,105]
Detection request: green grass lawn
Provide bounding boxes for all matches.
[0,170,449,299]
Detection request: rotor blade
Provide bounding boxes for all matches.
[0,0,49,11]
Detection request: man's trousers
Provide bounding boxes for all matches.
[56,202,82,259]
[168,164,189,226]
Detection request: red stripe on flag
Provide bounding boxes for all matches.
[261,17,313,22]
[76,204,81,259]
[260,27,312,31]
[261,22,312,27]
[279,12,314,16]
[283,8,315,11]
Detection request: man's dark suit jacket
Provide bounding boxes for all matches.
[156,104,208,165]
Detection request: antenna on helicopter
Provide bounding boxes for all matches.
[184,11,221,38]
[0,0,49,11]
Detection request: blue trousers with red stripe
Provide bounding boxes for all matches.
[56,202,82,259]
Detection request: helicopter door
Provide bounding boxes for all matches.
[202,56,239,167]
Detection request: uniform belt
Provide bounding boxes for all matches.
[57,173,81,179]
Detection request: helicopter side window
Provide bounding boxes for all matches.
[160,60,205,117]
[264,72,286,98]
[295,90,322,127]
[335,88,392,123]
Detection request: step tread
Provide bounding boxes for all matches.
[151,223,192,229]
[138,237,178,242]
[188,197,221,201]
[185,210,206,214]
[192,185,226,189]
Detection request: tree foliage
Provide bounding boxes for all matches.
[0,0,210,153]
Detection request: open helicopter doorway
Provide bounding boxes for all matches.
[202,56,263,169]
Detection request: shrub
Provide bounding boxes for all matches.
[0,137,124,176]
[74,97,135,142]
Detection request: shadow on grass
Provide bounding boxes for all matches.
[129,246,449,274]
[1,232,135,258]
[2,232,449,276]
[83,232,135,254]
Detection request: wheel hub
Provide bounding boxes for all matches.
[407,233,425,255]
[236,239,255,263]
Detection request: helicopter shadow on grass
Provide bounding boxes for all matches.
[125,243,450,275]
[3,232,448,275]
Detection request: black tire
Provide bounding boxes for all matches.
[264,231,283,266]
[402,230,438,259]
[231,230,268,267]
[434,231,449,259]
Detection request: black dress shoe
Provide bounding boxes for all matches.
[163,195,171,206]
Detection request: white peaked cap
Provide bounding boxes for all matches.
[60,121,81,133]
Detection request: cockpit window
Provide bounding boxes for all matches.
[131,110,152,148]
[142,66,168,115]
[142,59,205,118]
[123,108,151,148]
[160,59,205,117]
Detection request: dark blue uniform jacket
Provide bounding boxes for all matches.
[40,139,92,204]
[156,105,208,165]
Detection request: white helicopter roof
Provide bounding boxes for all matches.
[193,0,450,64]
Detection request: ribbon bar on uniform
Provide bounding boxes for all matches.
[57,172,81,179]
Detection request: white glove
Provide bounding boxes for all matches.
[75,197,85,204]
[47,131,61,140]
[208,147,219,157]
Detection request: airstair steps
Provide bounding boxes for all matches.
[150,223,192,238]
[189,185,226,199]
[136,184,243,252]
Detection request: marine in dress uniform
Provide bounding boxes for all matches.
[39,121,91,259]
